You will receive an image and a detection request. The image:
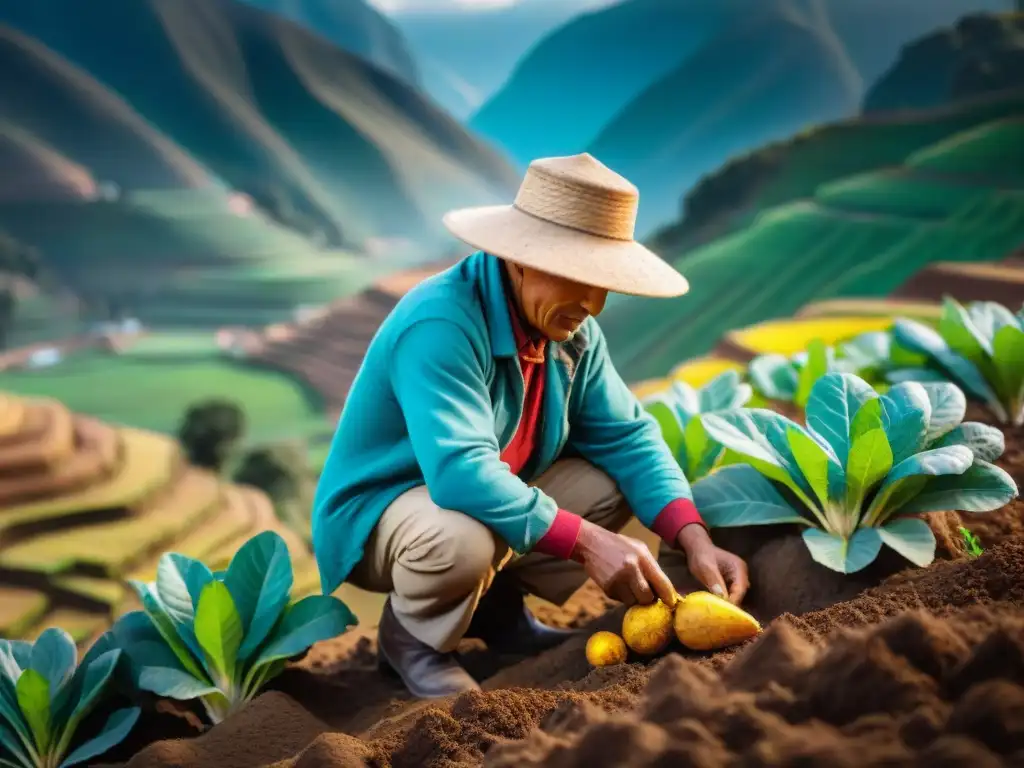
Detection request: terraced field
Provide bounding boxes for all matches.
[894,259,1024,306]
[602,95,1024,381]
[0,392,328,647]
[252,261,456,416]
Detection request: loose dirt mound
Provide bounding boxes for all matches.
[113,539,1024,768]
[0,391,316,646]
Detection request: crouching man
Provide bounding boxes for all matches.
[311,153,749,699]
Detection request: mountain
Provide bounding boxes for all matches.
[0,0,517,252]
[865,12,1024,112]
[391,1,605,120]
[597,87,1024,381]
[242,0,421,88]
[587,1,863,235]
[473,0,1007,169]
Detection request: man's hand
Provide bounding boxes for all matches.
[676,524,749,604]
[573,520,677,606]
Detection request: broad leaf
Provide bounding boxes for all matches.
[15,669,50,752]
[796,339,829,406]
[682,417,711,479]
[748,354,798,401]
[849,397,884,443]
[643,399,684,458]
[845,428,893,516]
[58,707,140,768]
[864,445,974,526]
[939,296,992,362]
[224,531,294,661]
[878,382,930,464]
[29,628,76,703]
[0,722,32,768]
[877,518,936,567]
[840,331,891,372]
[919,382,967,443]
[787,427,831,507]
[252,596,356,670]
[898,460,1018,515]
[805,372,878,466]
[691,464,809,528]
[892,318,949,358]
[193,581,244,686]
[932,422,1005,463]
[886,367,951,385]
[802,528,882,574]
[55,649,121,754]
[993,324,1024,414]
[129,582,207,682]
[155,554,208,659]
[699,369,750,412]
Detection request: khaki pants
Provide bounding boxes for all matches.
[349,458,660,652]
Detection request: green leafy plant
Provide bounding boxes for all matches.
[748,334,892,408]
[108,531,355,725]
[0,629,139,768]
[886,296,1024,425]
[692,372,1018,574]
[959,526,984,558]
[640,370,753,480]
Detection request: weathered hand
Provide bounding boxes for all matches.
[573,520,677,606]
[676,524,750,604]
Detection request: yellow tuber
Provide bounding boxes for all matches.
[621,599,675,655]
[585,631,628,667]
[673,591,761,651]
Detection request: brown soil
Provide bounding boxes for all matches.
[961,402,1024,550]
[894,262,1024,307]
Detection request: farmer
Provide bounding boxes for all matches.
[312,152,749,699]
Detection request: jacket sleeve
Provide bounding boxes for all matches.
[567,321,702,542]
[389,318,559,553]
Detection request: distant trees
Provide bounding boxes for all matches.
[177,399,247,471]
[234,441,314,542]
[0,289,14,351]
[0,231,40,280]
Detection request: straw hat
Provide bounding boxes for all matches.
[442,153,689,298]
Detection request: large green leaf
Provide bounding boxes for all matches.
[155,554,210,660]
[939,296,992,362]
[15,669,49,753]
[993,324,1024,419]
[878,382,930,464]
[29,629,76,704]
[786,427,831,508]
[898,460,1019,515]
[968,300,1018,341]
[805,372,878,467]
[863,445,974,527]
[840,331,892,373]
[699,369,751,412]
[877,518,936,567]
[919,382,967,443]
[0,722,32,768]
[892,318,950,358]
[802,528,882,574]
[845,428,893,518]
[252,596,356,672]
[643,399,684,458]
[886,367,951,385]
[58,707,140,768]
[932,422,1005,463]
[128,582,207,683]
[691,464,809,528]
[748,354,798,401]
[194,581,244,687]
[682,417,711,479]
[892,319,997,404]
[224,532,294,661]
[796,339,829,407]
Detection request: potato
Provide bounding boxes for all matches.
[621,599,675,655]
[673,591,761,650]
[585,631,628,667]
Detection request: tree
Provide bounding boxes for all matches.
[234,442,313,541]
[177,399,246,471]
[0,289,14,351]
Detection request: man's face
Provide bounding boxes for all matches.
[511,263,608,342]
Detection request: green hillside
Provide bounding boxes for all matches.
[603,93,1024,381]
[0,189,379,328]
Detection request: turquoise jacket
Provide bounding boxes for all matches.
[311,251,693,596]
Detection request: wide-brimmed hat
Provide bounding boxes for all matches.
[442,153,689,298]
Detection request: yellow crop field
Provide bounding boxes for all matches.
[727,316,895,356]
[629,377,670,399]
[668,357,745,387]
[0,428,179,533]
[52,575,126,607]
[795,298,942,320]
[28,607,107,644]
[0,469,221,574]
[0,585,49,637]
[0,395,26,437]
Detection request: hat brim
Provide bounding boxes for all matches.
[442,204,689,298]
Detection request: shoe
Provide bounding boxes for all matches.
[466,572,583,655]
[376,599,481,699]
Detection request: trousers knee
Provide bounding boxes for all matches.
[394,517,496,597]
